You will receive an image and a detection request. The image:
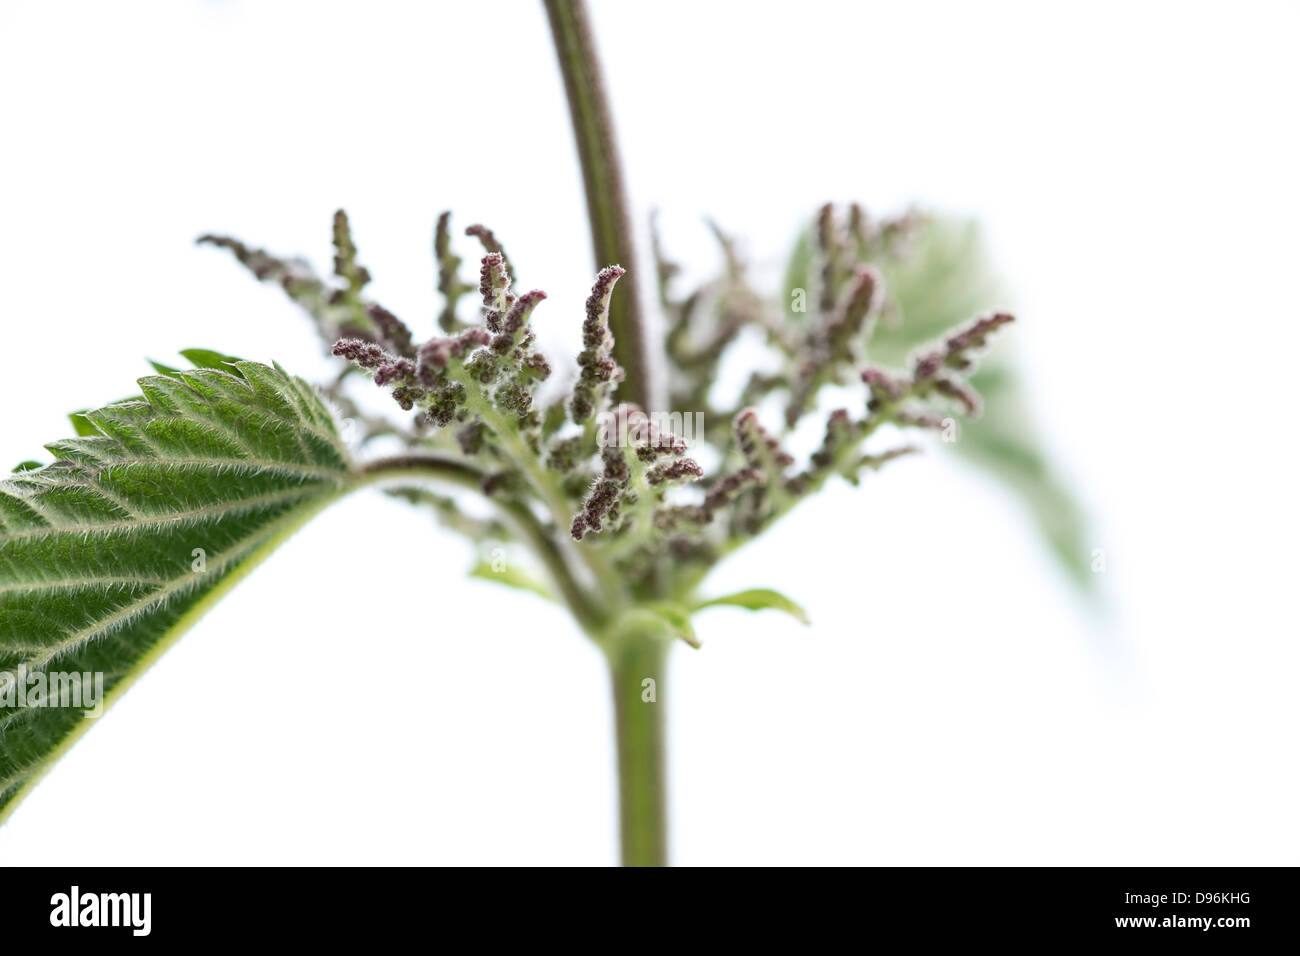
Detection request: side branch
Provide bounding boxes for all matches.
[357,454,607,631]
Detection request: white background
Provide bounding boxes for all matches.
[1,0,1297,865]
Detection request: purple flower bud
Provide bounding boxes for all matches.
[367,303,416,358]
[734,408,794,470]
[452,328,491,357]
[575,478,621,538]
[390,385,424,411]
[457,421,485,456]
[944,311,1015,356]
[930,375,982,416]
[523,352,551,380]
[465,223,506,256]
[703,467,764,516]
[332,338,390,370]
[547,435,585,473]
[913,350,944,381]
[503,290,547,335]
[861,366,907,402]
[816,202,843,314]
[418,339,451,373]
[600,446,630,484]
[646,457,703,486]
[570,266,626,424]
[496,381,533,419]
[825,266,879,353]
[810,408,857,471]
[374,358,416,387]
[915,311,1014,381]
[895,410,948,430]
[493,290,547,354]
[478,253,512,325]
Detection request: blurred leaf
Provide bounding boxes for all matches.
[952,366,1094,589]
[468,557,553,602]
[178,347,245,371]
[66,411,98,437]
[870,218,1094,592]
[147,358,184,376]
[867,219,1004,361]
[693,587,810,625]
[642,602,699,648]
[780,215,1093,591]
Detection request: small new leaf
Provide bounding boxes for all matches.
[468,558,554,602]
[693,588,810,626]
[642,602,700,648]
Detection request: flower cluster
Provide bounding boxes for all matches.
[201,204,1012,606]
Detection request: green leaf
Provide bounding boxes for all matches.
[146,358,184,377]
[0,357,353,821]
[11,461,43,474]
[468,556,554,602]
[865,218,1095,593]
[178,347,245,371]
[69,398,145,438]
[868,219,1004,360]
[693,588,810,625]
[951,366,1094,590]
[67,411,99,437]
[641,603,700,648]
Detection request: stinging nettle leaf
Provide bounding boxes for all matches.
[870,220,1095,592]
[69,396,146,438]
[0,357,353,821]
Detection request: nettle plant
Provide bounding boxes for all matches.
[0,2,1084,864]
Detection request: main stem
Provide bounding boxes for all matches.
[543,0,652,410]
[543,0,669,867]
[606,626,669,866]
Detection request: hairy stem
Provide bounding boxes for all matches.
[605,617,670,866]
[543,0,652,409]
[544,1,671,865]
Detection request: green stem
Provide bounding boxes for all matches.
[605,620,670,866]
[544,0,670,865]
[542,0,652,409]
